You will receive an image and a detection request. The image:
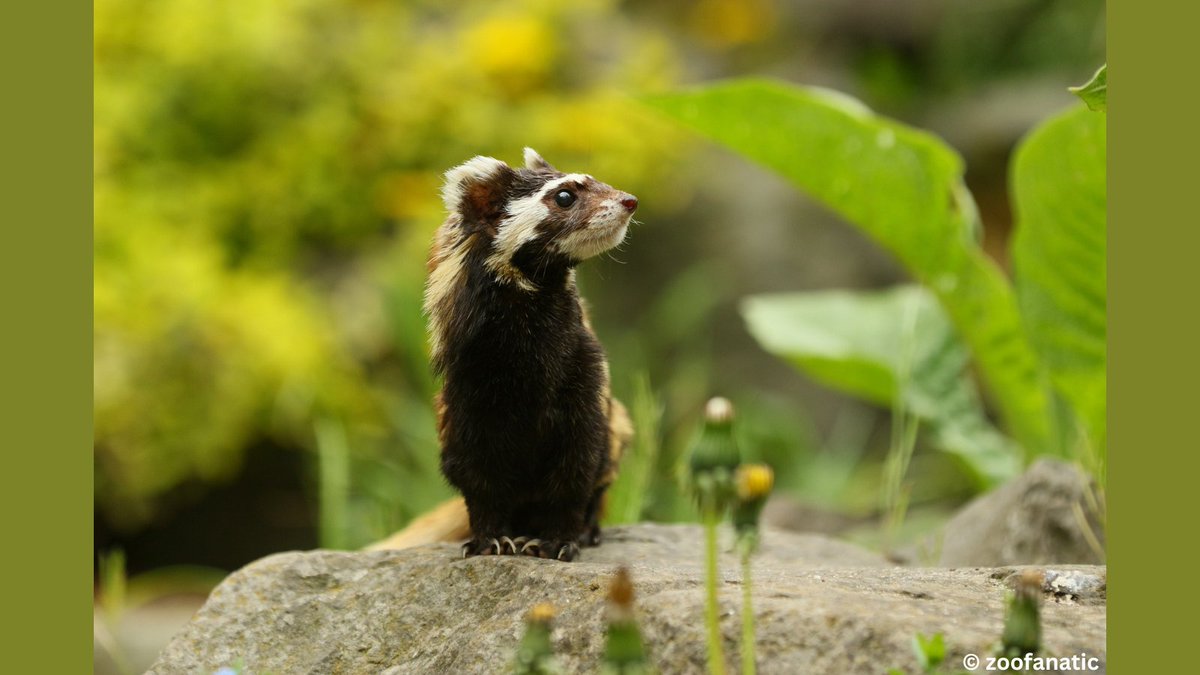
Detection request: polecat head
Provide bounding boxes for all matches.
[439,148,638,289]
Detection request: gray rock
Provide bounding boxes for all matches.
[993,567,1108,605]
[939,459,1105,567]
[150,524,1106,674]
[761,496,870,536]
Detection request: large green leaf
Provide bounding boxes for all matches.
[1011,104,1106,454]
[645,78,1055,457]
[742,286,1020,485]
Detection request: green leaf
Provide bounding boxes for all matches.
[1069,65,1107,112]
[645,78,1055,457]
[913,632,946,669]
[1011,105,1107,455]
[742,286,1020,485]
[604,374,662,525]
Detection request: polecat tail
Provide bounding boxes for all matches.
[364,497,471,551]
[606,397,633,483]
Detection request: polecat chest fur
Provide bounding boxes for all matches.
[425,148,636,562]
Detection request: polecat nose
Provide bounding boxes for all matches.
[620,196,638,212]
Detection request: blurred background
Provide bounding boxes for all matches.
[94,0,1104,670]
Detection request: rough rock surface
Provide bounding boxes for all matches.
[151,524,1106,674]
[939,458,1105,567]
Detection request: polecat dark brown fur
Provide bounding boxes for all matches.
[378,148,636,562]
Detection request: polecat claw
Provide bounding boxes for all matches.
[556,542,580,561]
[502,536,529,554]
[461,537,503,558]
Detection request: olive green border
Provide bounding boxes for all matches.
[1,2,92,671]
[1108,1,1188,671]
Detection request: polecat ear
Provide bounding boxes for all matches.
[442,156,516,233]
[523,147,556,172]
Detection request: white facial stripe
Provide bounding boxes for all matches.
[485,173,624,285]
[487,189,552,276]
[540,174,590,196]
[484,174,586,288]
[441,156,507,212]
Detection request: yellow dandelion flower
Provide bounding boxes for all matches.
[735,463,775,501]
[529,602,557,622]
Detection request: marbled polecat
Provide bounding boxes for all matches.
[368,148,636,562]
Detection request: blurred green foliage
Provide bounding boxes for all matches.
[647,80,1056,469]
[744,286,1021,487]
[94,0,687,531]
[1012,99,1108,478]
[604,375,662,526]
[646,76,1106,486]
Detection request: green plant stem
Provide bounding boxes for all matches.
[315,417,350,550]
[703,512,727,675]
[740,550,756,675]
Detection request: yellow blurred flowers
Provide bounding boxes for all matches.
[465,14,557,94]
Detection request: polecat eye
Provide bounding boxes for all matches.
[554,190,576,208]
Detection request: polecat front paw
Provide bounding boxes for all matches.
[461,535,580,561]
[517,538,580,562]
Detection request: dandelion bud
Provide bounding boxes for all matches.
[1001,570,1043,659]
[514,603,562,675]
[687,397,741,515]
[603,567,650,673]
